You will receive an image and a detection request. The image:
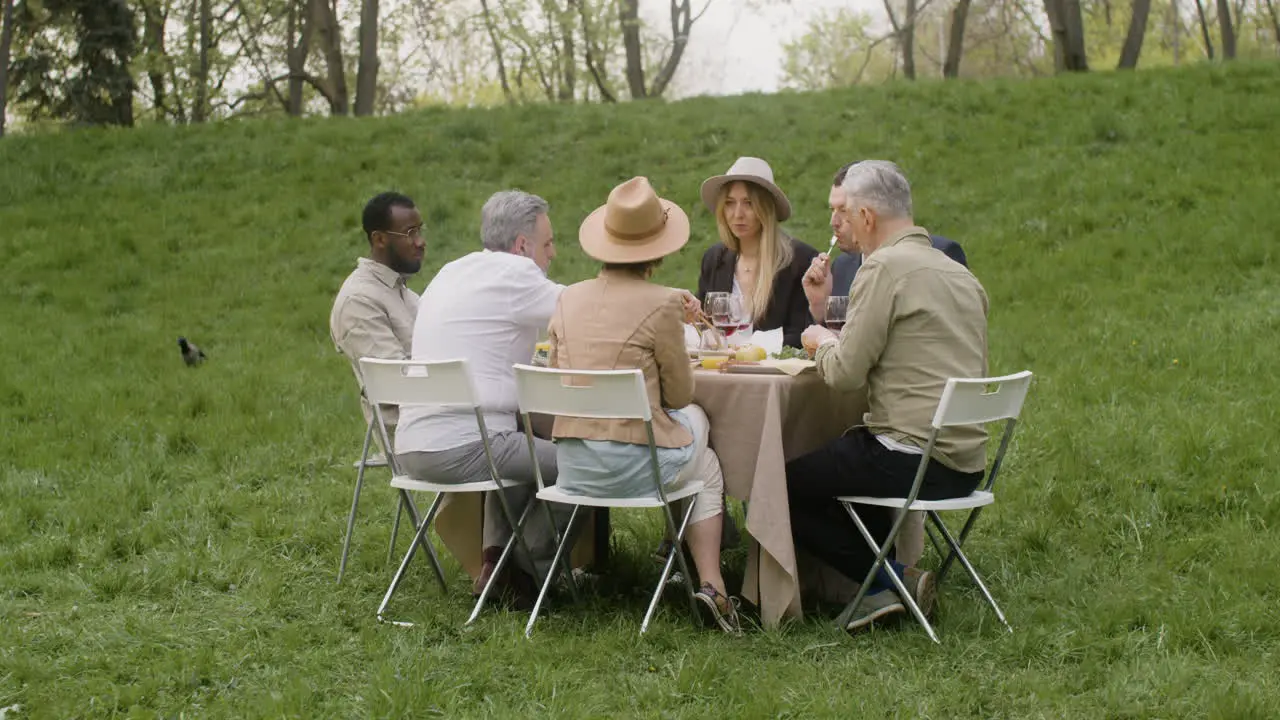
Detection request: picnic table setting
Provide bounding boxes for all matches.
[334,162,1028,644]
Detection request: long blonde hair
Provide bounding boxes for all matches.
[715,181,793,323]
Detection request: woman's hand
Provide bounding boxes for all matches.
[676,289,702,323]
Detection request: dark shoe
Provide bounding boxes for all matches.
[694,583,742,634]
[506,567,538,611]
[472,546,505,598]
[652,539,676,565]
[903,567,937,619]
[844,590,906,633]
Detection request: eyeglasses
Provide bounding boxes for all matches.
[384,226,424,240]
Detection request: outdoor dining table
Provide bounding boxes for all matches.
[423,364,922,629]
[692,365,924,628]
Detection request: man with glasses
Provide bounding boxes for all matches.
[330,191,426,432]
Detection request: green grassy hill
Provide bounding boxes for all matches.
[2,61,1279,717]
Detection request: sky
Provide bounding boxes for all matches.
[664,0,874,96]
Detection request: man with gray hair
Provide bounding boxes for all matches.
[394,189,568,606]
[788,160,991,633]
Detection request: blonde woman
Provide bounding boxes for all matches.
[697,157,819,349]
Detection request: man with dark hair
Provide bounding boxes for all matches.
[330,191,426,429]
[821,162,967,311]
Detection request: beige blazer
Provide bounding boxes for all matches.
[547,269,695,449]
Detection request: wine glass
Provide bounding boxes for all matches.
[825,295,850,333]
[706,292,736,340]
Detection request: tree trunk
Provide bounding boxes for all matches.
[194,0,212,122]
[140,0,168,119]
[0,0,14,138]
[618,0,645,98]
[943,0,972,78]
[557,2,575,102]
[1215,0,1236,58]
[1170,0,1181,65]
[1117,0,1151,68]
[478,0,514,103]
[286,0,309,115]
[1266,0,1280,51]
[574,0,615,101]
[648,0,694,96]
[313,0,348,114]
[902,0,917,79]
[1193,0,1214,58]
[354,0,378,115]
[1062,0,1089,70]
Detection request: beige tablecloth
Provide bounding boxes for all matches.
[693,368,924,628]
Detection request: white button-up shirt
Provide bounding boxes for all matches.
[394,250,564,452]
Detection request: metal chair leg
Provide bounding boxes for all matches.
[835,502,939,643]
[844,503,939,643]
[936,506,984,584]
[417,492,448,592]
[466,498,535,625]
[929,510,1011,632]
[538,496,582,605]
[926,523,946,561]
[642,500,699,634]
[387,494,404,564]
[375,492,447,626]
[339,420,378,584]
[525,505,582,639]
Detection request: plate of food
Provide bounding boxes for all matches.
[720,358,816,376]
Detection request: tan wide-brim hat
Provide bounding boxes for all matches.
[700,156,792,222]
[579,177,690,264]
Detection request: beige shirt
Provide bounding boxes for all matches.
[815,226,989,472]
[329,257,420,426]
[549,270,695,449]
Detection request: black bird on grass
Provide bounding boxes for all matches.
[178,337,206,367]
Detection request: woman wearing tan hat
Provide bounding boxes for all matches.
[697,157,819,349]
[547,177,740,633]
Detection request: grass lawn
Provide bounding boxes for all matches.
[2,60,1279,718]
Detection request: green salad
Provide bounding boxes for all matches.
[770,346,809,360]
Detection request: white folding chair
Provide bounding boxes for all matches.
[336,413,396,584]
[360,357,546,627]
[834,370,1033,643]
[513,364,704,638]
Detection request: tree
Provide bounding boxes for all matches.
[943,0,973,77]
[1,0,13,137]
[355,0,379,114]
[194,0,212,121]
[613,0,708,99]
[1267,0,1280,49]
[1216,0,1237,56]
[780,8,897,89]
[1044,0,1089,70]
[1118,0,1153,67]
[1193,0,1215,56]
[12,0,137,126]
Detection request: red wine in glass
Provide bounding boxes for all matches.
[825,320,846,332]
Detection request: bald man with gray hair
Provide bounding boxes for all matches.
[790,160,992,634]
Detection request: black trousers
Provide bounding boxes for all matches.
[785,428,984,587]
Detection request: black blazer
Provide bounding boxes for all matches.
[831,234,967,296]
[697,235,819,349]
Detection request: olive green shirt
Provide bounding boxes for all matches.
[815,226,990,472]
